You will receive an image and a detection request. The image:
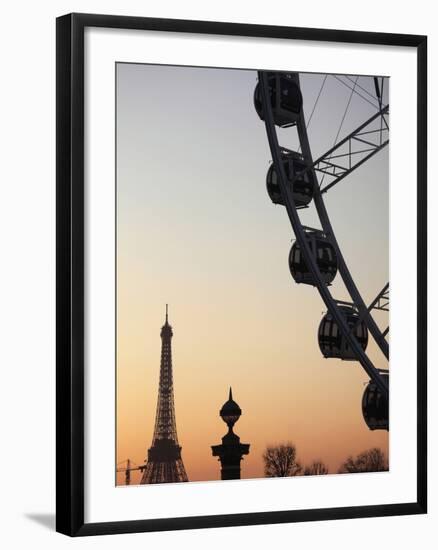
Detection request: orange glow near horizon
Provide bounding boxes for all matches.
[116,305,388,485]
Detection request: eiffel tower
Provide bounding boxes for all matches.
[140,306,188,483]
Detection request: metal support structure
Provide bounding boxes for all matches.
[316,106,389,193]
[354,283,389,329]
[369,283,389,312]
[293,107,389,194]
[258,71,388,398]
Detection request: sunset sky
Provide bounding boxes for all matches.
[116,63,389,485]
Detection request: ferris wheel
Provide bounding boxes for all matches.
[254,71,389,432]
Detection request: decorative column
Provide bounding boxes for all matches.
[211,388,250,480]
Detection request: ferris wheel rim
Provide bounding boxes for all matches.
[257,70,388,398]
[294,72,389,359]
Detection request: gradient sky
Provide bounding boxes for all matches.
[116,63,389,485]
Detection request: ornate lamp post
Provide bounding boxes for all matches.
[211,388,250,480]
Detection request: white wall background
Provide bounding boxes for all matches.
[0,1,434,548]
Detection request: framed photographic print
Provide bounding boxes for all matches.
[56,13,427,536]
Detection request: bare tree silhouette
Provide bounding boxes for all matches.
[263,443,302,477]
[304,460,329,475]
[338,448,388,473]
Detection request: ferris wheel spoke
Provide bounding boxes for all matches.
[343,75,381,104]
[333,75,381,110]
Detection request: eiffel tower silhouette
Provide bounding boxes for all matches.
[140,306,188,483]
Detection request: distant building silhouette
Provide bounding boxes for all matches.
[211,388,250,480]
[140,306,188,483]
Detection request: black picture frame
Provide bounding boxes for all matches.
[56,12,427,537]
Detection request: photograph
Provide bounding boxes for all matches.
[115,63,390,486]
[0,0,431,544]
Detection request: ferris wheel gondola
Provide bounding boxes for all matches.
[254,72,303,128]
[318,305,369,360]
[266,148,315,208]
[288,231,338,286]
[362,372,389,431]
